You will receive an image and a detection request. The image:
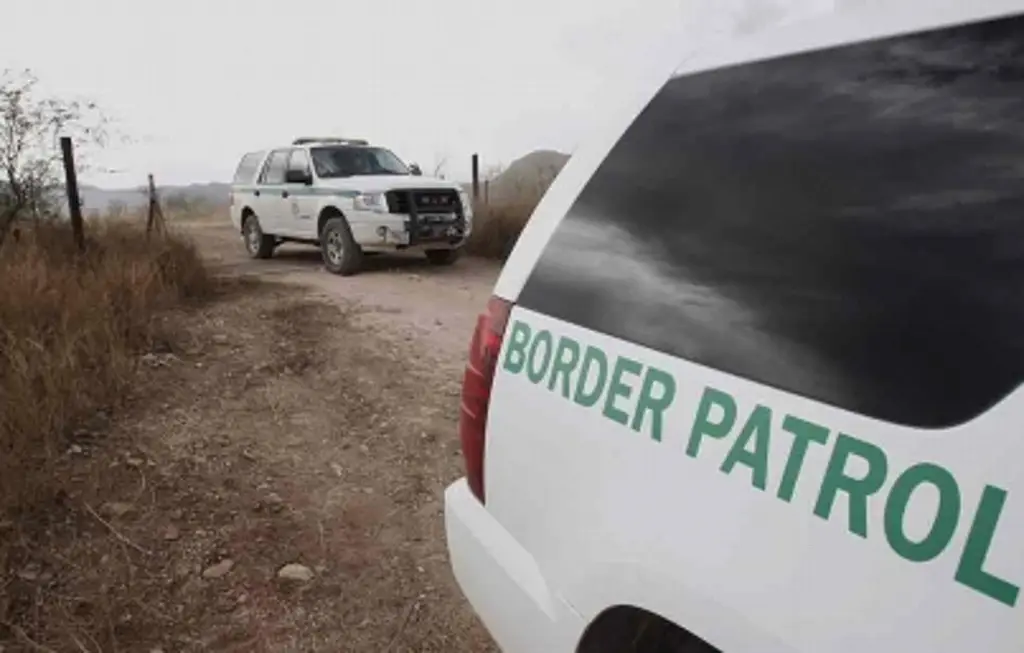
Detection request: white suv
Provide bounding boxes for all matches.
[445,2,1024,652]
[229,138,472,276]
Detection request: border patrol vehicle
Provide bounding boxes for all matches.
[445,2,1024,652]
[229,138,472,276]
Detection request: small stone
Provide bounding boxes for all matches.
[68,444,84,455]
[101,502,135,518]
[212,334,229,344]
[330,462,343,478]
[202,559,234,579]
[125,456,144,468]
[17,563,41,581]
[277,563,314,582]
[162,524,181,541]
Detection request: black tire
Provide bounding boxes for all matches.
[242,214,275,259]
[580,610,718,653]
[425,248,460,266]
[320,216,363,276]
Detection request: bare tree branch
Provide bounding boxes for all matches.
[431,152,449,179]
[0,68,110,248]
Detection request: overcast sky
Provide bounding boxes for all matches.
[2,0,833,188]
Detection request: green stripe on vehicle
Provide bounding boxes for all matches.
[231,186,361,197]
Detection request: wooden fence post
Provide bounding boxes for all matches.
[471,153,480,201]
[146,173,166,236]
[60,136,85,252]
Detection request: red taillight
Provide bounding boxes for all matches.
[459,295,513,503]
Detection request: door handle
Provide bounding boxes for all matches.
[282,191,289,198]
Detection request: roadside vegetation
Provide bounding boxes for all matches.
[466,193,540,259]
[0,68,211,580]
[0,221,210,516]
[465,181,550,260]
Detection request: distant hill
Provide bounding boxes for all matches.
[463,150,570,205]
[79,182,230,215]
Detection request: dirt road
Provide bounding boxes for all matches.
[192,220,501,358]
[4,221,503,652]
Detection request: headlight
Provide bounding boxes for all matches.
[353,192,387,213]
[458,189,473,218]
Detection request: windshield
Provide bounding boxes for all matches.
[310,146,410,178]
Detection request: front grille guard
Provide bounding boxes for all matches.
[388,190,466,246]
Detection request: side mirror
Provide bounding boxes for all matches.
[409,163,422,177]
[285,169,313,185]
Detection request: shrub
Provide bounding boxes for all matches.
[0,220,210,516]
[465,201,533,260]
[465,187,546,260]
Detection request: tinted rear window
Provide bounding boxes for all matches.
[233,152,264,184]
[518,14,1024,428]
[259,150,290,185]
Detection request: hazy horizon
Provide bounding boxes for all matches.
[3,0,835,189]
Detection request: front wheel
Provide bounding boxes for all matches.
[243,214,274,259]
[425,248,460,266]
[320,216,363,276]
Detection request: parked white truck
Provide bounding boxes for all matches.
[229,138,473,275]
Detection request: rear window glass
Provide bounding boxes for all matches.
[518,14,1024,428]
[259,150,290,185]
[233,152,264,184]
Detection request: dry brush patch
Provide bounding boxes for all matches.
[0,221,211,525]
[465,200,535,260]
[465,185,546,261]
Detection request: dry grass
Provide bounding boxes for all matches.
[0,220,211,520]
[465,200,534,260]
[465,188,545,260]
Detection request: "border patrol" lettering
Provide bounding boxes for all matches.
[500,318,1020,609]
[688,387,1019,608]
[502,320,676,442]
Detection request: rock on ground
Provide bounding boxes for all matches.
[278,563,315,582]
[202,559,234,579]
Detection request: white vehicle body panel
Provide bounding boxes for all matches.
[446,1,1024,652]
[483,308,1022,652]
